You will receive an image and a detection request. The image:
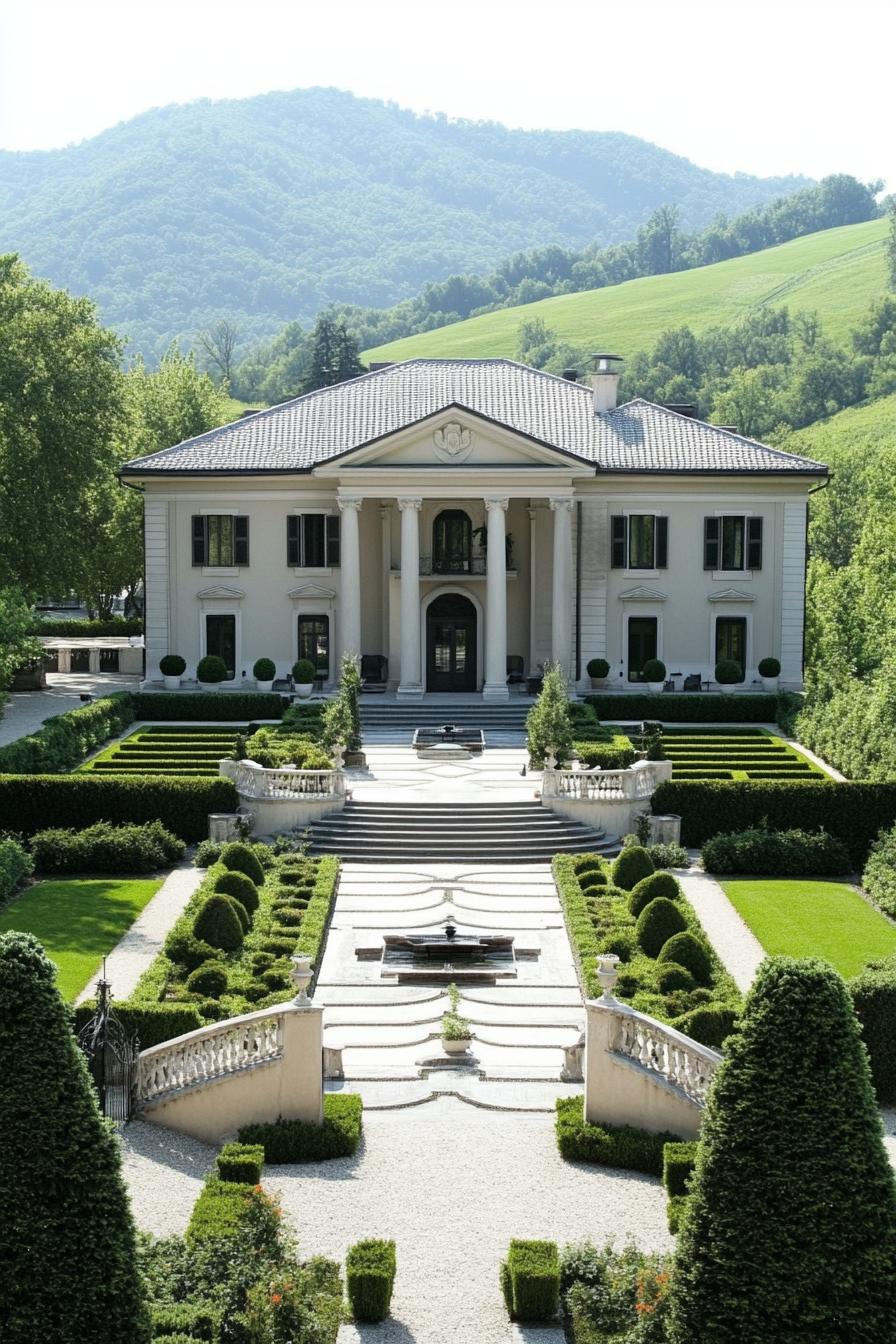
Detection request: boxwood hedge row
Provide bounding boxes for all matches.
[585,693,779,723]
[0,775,237,842]
[131,692,285,721]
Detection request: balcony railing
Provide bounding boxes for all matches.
[419,553,486,576]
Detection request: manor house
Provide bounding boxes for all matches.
[122,358,826,699]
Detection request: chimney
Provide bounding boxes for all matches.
[562,368,579,382]
[590,353,623,413]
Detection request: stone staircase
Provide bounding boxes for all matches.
[308,800,617,862]
[360,702,530,741]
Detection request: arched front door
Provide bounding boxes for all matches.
[426,593,477,692]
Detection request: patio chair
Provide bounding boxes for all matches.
[361,654,388,693]
[506,655,525,685]
[682,673,702,692]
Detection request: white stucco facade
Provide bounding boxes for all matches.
[124,361,825,698]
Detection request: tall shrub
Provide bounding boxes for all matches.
[321,653,362,752]
[526,662,573,766]
[0,932,151,1342]
[669,957,896,1342]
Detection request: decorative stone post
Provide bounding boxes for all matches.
[550,497,574,679]
[338,498,363,664]
[291,953,313,1006]
[397,497,423,700]
[483,496,510,702]
[596,953,620,1002]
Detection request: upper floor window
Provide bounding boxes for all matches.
[611,514,668,570]
[432,510,472,574]
[704,515,762,571]
[192,514,248,567]
[287,513,340,568]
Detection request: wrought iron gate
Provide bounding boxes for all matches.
[77,971,139,1122]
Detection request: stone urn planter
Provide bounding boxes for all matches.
[292,658,317,700]
[758,657,781,694]
[253,658,276,693]
[587,657,610,689]
[159,654,185,692]
[715,659,743,696]
[642,659,666,696]
[196,654,228,691]
[442,1036,471,1056]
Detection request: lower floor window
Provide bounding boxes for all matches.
[627,615,658,682]
[715,616,747,677]
[297,615,329,677]
[205,614,236,679]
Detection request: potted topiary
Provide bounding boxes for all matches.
[196,654,228,690]
[758,656,781,693]
[586,657,610,688]
[253,657,276,692]
[642,658,666,694]
[159,654,186,691]
[441,983,472,1056]
[715,658,743,694]
[292,658,317,699]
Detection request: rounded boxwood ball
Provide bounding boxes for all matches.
[575,858,605,879]
[674,1002,739,1048]
[629,871,681,917]
[185,963,229,998]
[580,874,608,897]
[636,897,688,958]
[656,961,696,993]
[193,895,244,952]
[611,845,655,891]
[219,842,265,886]
[213,869,259,916]
[658,930,713,985]
[224,894,250,933]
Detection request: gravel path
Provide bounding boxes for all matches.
[123,1099,672,1343]
[677,862,765,992]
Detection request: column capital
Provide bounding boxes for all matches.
[379,503,392,517]
[484,496,510,513]
[549,496,575,513]
[397,497,422,512]
[338,497,363,513]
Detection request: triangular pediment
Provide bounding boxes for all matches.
[618,585,667,602]
[287,584,337,601]
[312,404,593,475]
[707,587,756,603]
[196,585,245,600]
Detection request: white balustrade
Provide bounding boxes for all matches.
[613,1009,721,1108]
[137,1010,285,1105]
[221,758,344,800]
[542,759,660,801]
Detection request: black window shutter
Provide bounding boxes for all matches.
[704,517,719,570]
[326,514,341,566]
[192,515,206,566]
[611,516,627,568]
[287,515,300,567]
[234,516,249,566]
[656,516,668,568]
[747,516,763,570]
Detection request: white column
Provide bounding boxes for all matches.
[380,505,391,663]
[528,506,538,675]
[338,498,363,667]
[550,497,574,680]
[397,497,423,699]
[483,496,510,702]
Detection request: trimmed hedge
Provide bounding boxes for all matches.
[149,1302,219,1341]
[501,1240,559,1322]
[346,1239,396,1323]
[219,842,266,886]
[0,837,32,903]
[71,1000,202,1048]
[132,692,285,721]
[212,869,260,915]
[701,826,852,876]
[663,1141,699,1198]
[586,692,779,722]
[862,825,896,919]
[31,617,142,637]
[555,1096,676,1175]
[850,957,896,1103]
[193,895,244,952]
[611,845,655,891]
[652,779,896,866]
[658,932,714,986]
[186,1177,255,1243]
[216,1143,264,1185]
[636,897,687,958]
[574,736,637,769]
[239,1093,362,1162]
[0,776,237,842]
[0,693,134,774]
[30,820,184,874]
[629,871,682,917]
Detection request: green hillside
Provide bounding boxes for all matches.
[364,217,888,363]
[784,390,896,461]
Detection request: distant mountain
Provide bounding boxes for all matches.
[0,87,811,358]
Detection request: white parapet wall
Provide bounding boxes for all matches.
[541,758,674,836]
[219,757,346,835]
[136,1001,324,1144]
[584,994,721,1140]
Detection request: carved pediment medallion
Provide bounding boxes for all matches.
[433,421,473,464]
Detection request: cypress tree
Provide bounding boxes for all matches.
[669,956,896,1343]
[0,931,151,1342]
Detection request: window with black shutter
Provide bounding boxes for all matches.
[326,514,340,566]
[747,516,763,569]
[611,516,627,568]
[287,515,300,567]
[704,517,720,570]
[705,515,762,571]
[191,514,249,567]
[287,514,341,568]
[655,516,668,569]
[233,516,249,566]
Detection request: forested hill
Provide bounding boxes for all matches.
[0,86,809,358]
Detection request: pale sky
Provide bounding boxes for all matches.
[0,0,894,187]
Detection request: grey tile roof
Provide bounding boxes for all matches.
[121,359,827,477]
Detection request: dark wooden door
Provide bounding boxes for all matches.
[426,594,477,692]
[627,616,658,682]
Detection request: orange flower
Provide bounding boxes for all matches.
[271,1292,282,1306]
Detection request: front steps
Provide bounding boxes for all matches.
[360,702,530,737]
[308,800,617,862]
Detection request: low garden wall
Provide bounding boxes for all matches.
[542,759,673,835]
[219,758,345,835]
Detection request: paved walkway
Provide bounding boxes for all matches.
[347,746,537,802]
[0,672,139,746]
[677,861,765,992]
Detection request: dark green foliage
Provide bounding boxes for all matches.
[185,964,228,999]
[611,845,655,890]
[554,1096,675,1175]
[663,1141,698,1197]
[658,931,713,986]
[653,778,896,865]
[193,895,244,952]
[219,841,266,886]
[758,656,781,677]
[252,658,275,681]
[668,957,896,1342]
[0,692,134,773]
[862,824,896,918]
[211,868,259,915]
[196,656,227,683]
[579,874,608,897]
[0,932,151,1342]
[71,999,202,1046]
[561,1242,673,1339]
[149,1302,219,1340]
[186,1177,255,1243]
[573,737,637,769]
[701,826,852,875]
[629,870,682,917]
[636,896,688,957]
[656,962,696,993]
[0,774,237,842]
[164,928,221,972]
[714,658,742,685]
[239,1093,362,1162]
[0,836,32,902]
[526,663,574,766]
[30,820,185,874]
[850,956,896,1102]
[668,1196,689,1235]
[215,1143,264,1186]
[345,1239,396,1323]
[131,692,286,721]
[159,655,187,677]
[502,1240,559,1322]
[30,617,142,637]
[673,1003,738,1048]
[587,692,779,722]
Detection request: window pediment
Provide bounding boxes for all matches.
[707,588,757,603]
[618,585,667,603]
[196,585,245,601]
[287,584,337,602]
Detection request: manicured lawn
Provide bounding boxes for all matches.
[80,725,243,776]
[721,879,896,979]
[0,877,163,1000]
[662,728,824,781]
